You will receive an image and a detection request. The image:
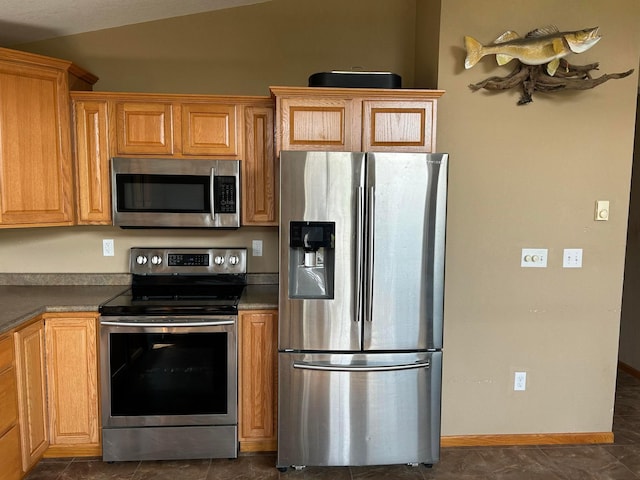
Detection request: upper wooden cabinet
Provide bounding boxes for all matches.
[270,86,445,155]
[0,47,96,228]
[71,92,277,226]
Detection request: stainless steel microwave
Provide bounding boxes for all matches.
[111,157,240,228]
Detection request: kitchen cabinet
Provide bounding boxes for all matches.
[238,310,278,452]
[70,92,277,226]
[73,99,111,224]
[14,319,48,473]
[44,313,100,457]
[0,47,96,228]
[270,86,445,155]
[0,333,21,480]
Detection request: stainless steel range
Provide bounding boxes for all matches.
[99,247,246,462]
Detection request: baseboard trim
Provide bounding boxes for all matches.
[619,360,640,379]
[441,432,614,448]
[43,444,102,458]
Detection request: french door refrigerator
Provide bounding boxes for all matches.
[277,150,448,470]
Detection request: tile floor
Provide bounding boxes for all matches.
[24,368,640,480]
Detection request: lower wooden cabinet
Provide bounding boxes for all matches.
[0,333,22,480]
[14,320,48,473]
[238,310,278,452]
[44,313,100,457]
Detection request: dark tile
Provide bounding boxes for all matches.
[207,454,280,480]
[24,459,70,480]
[351,463,426,480]
[57,459,139,480]
[419,448,495,478]
[613,416,640,445]
[132,459,210,480]
[539,445,638,479]
[604,445,640,476]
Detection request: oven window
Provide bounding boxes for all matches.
[116,174,210,212]
[109,332,228,416]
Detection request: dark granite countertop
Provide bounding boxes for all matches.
[0,277,278,336]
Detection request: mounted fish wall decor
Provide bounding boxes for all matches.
[463,26,634,105]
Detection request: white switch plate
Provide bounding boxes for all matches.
[595,200,610,221]
[102,239,115,257]
[514,371,527,391]
[563,248,583,268]
[521,248,547,268]
[252,240,263,257]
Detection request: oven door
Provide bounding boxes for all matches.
[99,316,237,428]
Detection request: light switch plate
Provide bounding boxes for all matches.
[595,200,610,221]
[521,248,547,268]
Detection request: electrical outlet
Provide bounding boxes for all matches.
[514,371,527,391]
[252,240,263,257]
[563,248,583,268]
[103,239,115,257]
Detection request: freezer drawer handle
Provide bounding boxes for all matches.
[292,361,430,372]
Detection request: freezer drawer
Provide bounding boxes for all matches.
[277,351,442,468]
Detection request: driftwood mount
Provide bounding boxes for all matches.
[469,59,634,105]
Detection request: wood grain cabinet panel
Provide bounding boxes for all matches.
[243,106,276,225]
[0,334,21,480]
[44,314,100,456]
[239,310,278,452]
[182,103,237,156]
[271,86,444,155]
[73,99,111,224]
[0,63,74,227]
[277,97,357,152]
[115,102,173,155]
[362,100,436,152]
[0,47,96,228]
[14,320,48,472]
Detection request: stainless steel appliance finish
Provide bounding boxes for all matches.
[99,247,246,462]
[277,151,448,469]
[111,157,240,228]
[278,352,442,467]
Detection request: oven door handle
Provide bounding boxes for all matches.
[100,320,235,328]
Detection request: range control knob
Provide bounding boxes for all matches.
[151,255,163,265]
[136,255,148,265]
[214,255,225,265]
[229,255,240,266]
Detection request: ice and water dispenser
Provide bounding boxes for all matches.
[288,221,335,299]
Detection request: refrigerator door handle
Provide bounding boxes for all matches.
[366,186,375,322]
[292,360,430,373]
[355,186,365,323]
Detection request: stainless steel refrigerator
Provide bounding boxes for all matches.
[277,150,448,470]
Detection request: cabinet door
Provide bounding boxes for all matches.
[0,426,21,480]
[181,103,237,156]
[243,106,277,225]
[239,310,277,452]
[278,97,358,153]
[45,315,99,453]
[361,100,437,152]
[14,320,48,472]
[73,100,112,224]
[0,62,74,226]
[115,102,174,155]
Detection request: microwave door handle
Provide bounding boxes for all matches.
[210,167,216,220]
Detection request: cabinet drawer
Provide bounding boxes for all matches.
[0,425,22,480]
[0,335,13,371]
[0,367,18,435]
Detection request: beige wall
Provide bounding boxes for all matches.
[6,0,640,437]
[437,0,639,435]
